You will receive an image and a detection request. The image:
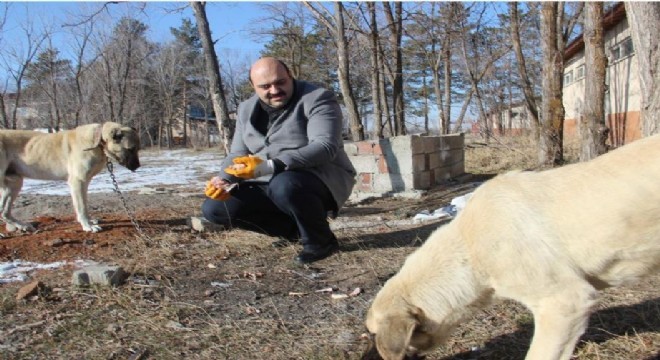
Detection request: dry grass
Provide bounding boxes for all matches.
[464,133,582,174]
[1,138,658,360]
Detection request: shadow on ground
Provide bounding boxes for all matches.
[440,297,660,360]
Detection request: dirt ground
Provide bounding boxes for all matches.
[0,170,658,359]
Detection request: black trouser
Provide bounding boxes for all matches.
[201,170,338,252]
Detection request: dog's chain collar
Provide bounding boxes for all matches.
[106,158,153,243]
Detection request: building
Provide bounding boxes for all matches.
[563,3,640,146]
[486,101,539,137]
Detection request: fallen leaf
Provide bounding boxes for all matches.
[243,271,264,281]
[315,287,334,293]
[331,293,349,300]
[245,305,261,314]
[349,287,362,297]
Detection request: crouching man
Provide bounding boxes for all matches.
[202,57,356,265]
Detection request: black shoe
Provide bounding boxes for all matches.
[294,242,339,264]
[271,238,298,248]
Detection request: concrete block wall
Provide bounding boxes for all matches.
[344,133,464,198]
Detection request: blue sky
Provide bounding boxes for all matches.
[2,2,267,61]
[1,1,475,127]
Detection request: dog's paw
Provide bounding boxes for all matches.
[5,221,36,233]
[83,224,103,233]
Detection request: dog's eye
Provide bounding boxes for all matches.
[113,133,124,142]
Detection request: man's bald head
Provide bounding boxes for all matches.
[249,57,294,108]
[249,57,291,83]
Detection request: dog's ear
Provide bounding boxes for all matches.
[101,122,121,143]
[82,124,103,150]
[111,127,123,142]
[375,314,418,360]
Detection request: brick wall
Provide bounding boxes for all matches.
[344,133,465,198]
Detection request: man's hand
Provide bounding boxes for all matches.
[204,177,233,201]
[224,155,274,179]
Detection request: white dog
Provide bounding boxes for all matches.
[365,134,660,360]
[0,122,140,233]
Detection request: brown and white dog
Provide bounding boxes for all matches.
[365,134,660,360]
[0,122,140,233]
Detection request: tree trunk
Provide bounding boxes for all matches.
[333,2,363,141]
[367,2,383,139]
[205,112,211,148]
[422,73,429,133]
[49,81,62,131]
[432,66,444,132]
[382,2,405,135]
[581,2,608,161]
[167,117,173,149]
[458,35,490,140]
[432,34,453,135]
[303,2,364,141]
[191,1,233,153]
[442,36,452,134]
[157,119,163,148]
[378,42,393,137]
[509,2,540,140]
[452,87,474,133]
[539,3,565,166]
[116,33,133,124]
[101,56,117,123]
[625,2,660,136]
[0,95,8,128]
[182,81,188,147]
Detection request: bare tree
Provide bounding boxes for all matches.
[151,43,187,148]
[378,38,393,137]
[218,49,252,111]
[253,3,308,79]
[509,2,540,139]
[625,2,660,136]
[0,3,10,128]
[303,1,364,141]
[581,2,608,161]
[381,2,405,135]
[190,1,232,153]
[88,17,151,126]
[440,3,458,134]
[406,3,459,135]
[365,2,383,138]
[24,45,71,131]
[357,3,392,138]
[451,87,475,133]
[62,16,95,127]
[456,3,511,140]
[539,2,582,166]
[60,2,139,128]
[0,9,48,129]
[539,3,565,166]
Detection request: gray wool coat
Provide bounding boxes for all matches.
[219,80,357,211]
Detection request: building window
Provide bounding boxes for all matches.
[610,37,634,63]
[564,70,573,86]
[576,64,585,80]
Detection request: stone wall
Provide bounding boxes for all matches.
[344,133,465,199]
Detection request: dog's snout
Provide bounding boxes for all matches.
[125,158,140,171]
[360,340,425,360]
[360,340,383,360]
[120,152,140,171]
